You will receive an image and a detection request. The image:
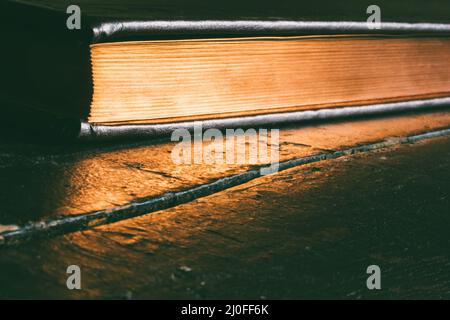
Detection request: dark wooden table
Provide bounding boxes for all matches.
[1,111,450,299]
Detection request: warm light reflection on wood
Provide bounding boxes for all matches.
[56,111,450,217]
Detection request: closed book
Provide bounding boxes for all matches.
[1,0,450,140]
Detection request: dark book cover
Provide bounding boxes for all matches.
[1,0,450,141]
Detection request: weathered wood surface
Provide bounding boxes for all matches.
[0,111,449,298]
[1,110,450,226]
[1,133,450,299]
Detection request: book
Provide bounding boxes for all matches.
[1,0,450,140]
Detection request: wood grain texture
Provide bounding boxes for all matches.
[1,110,450,225]
[2,129,450,298]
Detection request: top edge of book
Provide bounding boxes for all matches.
[2,0,450,43]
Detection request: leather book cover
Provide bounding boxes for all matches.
[1,0,449,141]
